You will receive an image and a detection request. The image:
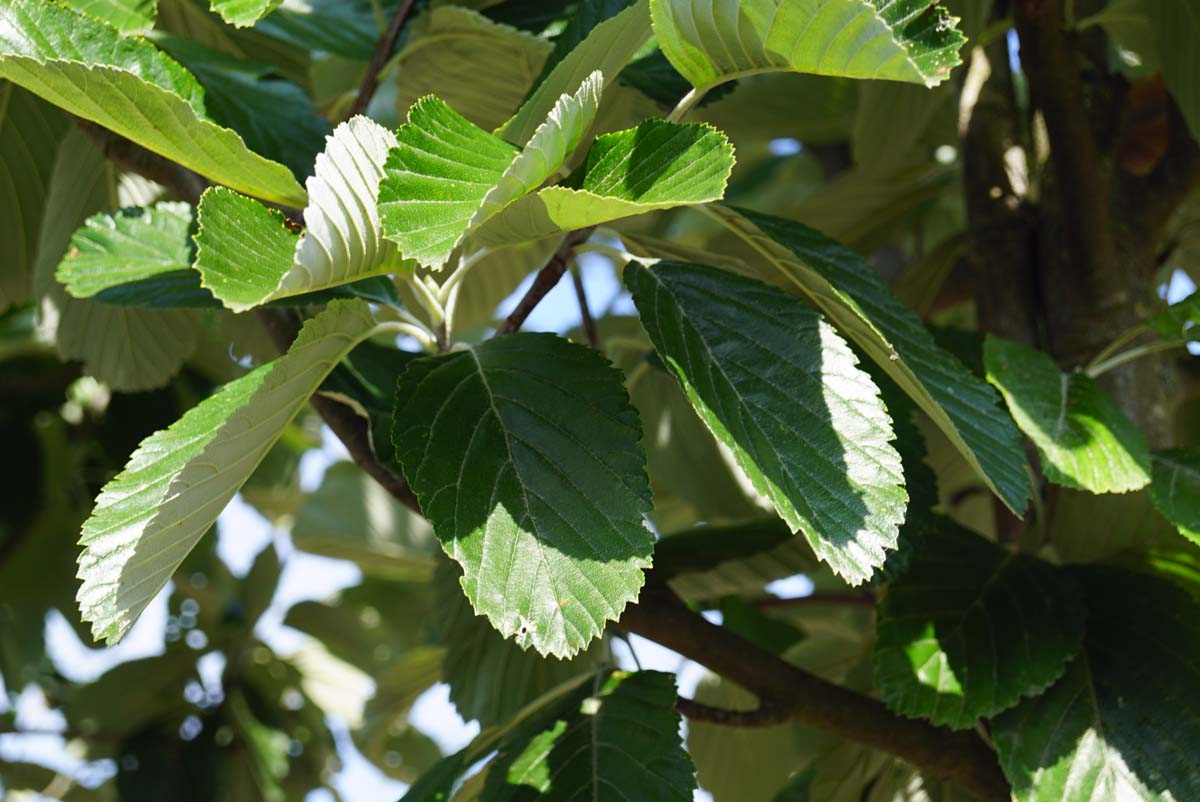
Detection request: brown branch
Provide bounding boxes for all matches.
[570,266,599,347]
[256,307,420,511]
[348,0,419,119]
[620,580,1010,802]
[676,697,791,728]
[497,228,596,336]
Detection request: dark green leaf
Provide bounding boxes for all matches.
[874,519,1086,728]
[707,206,1031,516]
[0,82,71,313]
[482,670,696,801]
[626,261,906,584]
[393,333,653,657]
[993,566,1200,802]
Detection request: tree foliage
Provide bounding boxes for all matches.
[3,1,1200,801]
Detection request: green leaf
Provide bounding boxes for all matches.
[0,0,305,206]
[284,117,405,295]
[76,299,390,644]
[402,670,692,802]
[61,648,199,738]
[851,80,952,169]
[873,518,1086,729]
[0,81,71,313]
[806,741,966,802]
[477,72,604,222]
[380,75,604,270]
[1149,289,1200,341]
[435,558,604,728]
[379,97,519,269]
[705,205,1031,516]
[499,0,651,146]
[1149,449,1200,546]
[193,186,298,310]
[35,128,200,391]
[209,0,281,27]
[193,117,405,310]
[290,461,436,580]
[393,332,653,658]
[651,0,966,93]
[984,336,1151,494]
[482,670,695,801]
[393,6,553,132]
[697,73,859,146]
[1143,0,1200,141]
[476,119,735,247]
[57,202,194,299]
[150,33,330,180]
[621,48,738,111]
[533,0,639,87]
[992,565,1200,802]
[626,261,906,584]
[777,161,957,252]
[65,0,157,31]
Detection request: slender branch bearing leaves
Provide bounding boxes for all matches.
[7,1,1200,801]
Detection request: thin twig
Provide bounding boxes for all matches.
[676,697,791,728]
[1086,339,1186,378]
[497,227,595,336]
[570,266,599,347]
[348,0,419,119]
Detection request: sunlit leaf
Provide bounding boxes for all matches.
[380,75,603,270]
[476,120,735,247]
[499,0,651,146]
[651,0,966,93]
[0,0,305,206]
[705,205,1031,516]
[985,336,1151,494]
[627,261,906,583]
[434,559,605,728]
[77,300,391,643]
